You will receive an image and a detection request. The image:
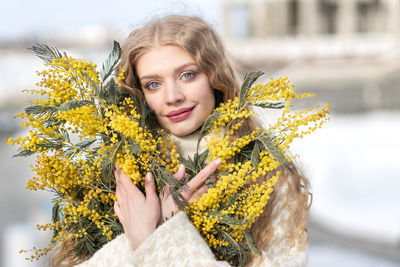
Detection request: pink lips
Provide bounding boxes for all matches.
[166,107,194,122]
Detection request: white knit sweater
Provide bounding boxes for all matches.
[76,209,306,267]
[75,132,308,267]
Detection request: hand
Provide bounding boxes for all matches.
[159,159,221,223]
[114,166,160,249]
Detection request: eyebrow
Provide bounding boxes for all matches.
[139,62,198,82]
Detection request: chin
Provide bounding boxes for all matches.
[167,123,201,137]
[169,128,195,137]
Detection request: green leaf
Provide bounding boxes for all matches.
[129,141,141,154]
[99,156,114,183]
[250,141,262,169]
[13,149,35,157]
[100,41,122,82]
[51,201,61,242]
[29,43,63,64]
[257,135,288,165]
[252,101,285,109]
[205,177,216,188]
[110,140,123,164]
[100,78,119,105]
[130,94,157,129]
[57,100,92,112]
[76,139,96,150]
[199,110,221,138]
[219,229,247,266]
[195,149,209,170]
[180,157,197,176]
[218,214,245,226]
[82,72,100,93]
[51,201,60,223]
[60,128,70,141]
[239,71,264,106]
[24,105,55,115]
[171,187,188,211]
[243,229,261,255]
[37,141,63,150]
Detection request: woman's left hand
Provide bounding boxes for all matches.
[113,166,160,249]
[159,159,221,223]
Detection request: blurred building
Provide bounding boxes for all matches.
[222,0,400,112]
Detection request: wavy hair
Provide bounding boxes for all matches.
[50,15,310,266]
[118,14,310,266]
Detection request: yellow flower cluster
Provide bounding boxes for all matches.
[158,135,180,173]
[7,111,60,153]
[56,105,106,139]
[10,48,185,262]
[21,148,116,260]
[270,104,330,152]
[187,151,281,249]
[25,56,99,106]
[10,45,329,265]
[248,77,314,103]
[207,124,259,167]
[19,244,52,262]
[27,152,79,193]
[7,57,104,154]
[185,77,329,258]
[105,99,180,184]
[116,66,126,87]
[212,97,255,128]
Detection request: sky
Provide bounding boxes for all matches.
[1,0,221,40]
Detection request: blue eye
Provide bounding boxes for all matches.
[182,72,195,80]
[145,81,160,90]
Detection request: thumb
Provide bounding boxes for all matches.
[173,164,186,181]
[145,172,157,201]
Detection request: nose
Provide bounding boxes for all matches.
[165,80,184,104]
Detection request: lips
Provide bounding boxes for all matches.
[166,107,194,122]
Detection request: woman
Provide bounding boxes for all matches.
[52,15,310,266]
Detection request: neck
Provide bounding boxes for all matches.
[169,129,207,160]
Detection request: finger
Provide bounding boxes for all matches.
[115,170,129,198]
[173,164,186,181]
[118,171,142,196]
[183,159,221,198]
[114,165,122,179]
[114,169,119,183]
[144,172,158,203]
[115,185,122,202]
[114,201,123,223]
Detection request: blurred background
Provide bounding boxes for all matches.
[1,0,399,266]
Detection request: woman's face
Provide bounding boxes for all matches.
[136,45,215,137]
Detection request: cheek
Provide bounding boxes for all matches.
[195,79,215,110]
[200,88,215,112]
[143,94,159,114]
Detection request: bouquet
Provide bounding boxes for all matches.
[8,41,329,266]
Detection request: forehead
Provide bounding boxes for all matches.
[136,45,196,77]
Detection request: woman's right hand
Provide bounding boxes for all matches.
[114,167,160,249]
[159,159,221,223]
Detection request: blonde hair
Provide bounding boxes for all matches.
[50,15,310,266]
[118,14,310,266]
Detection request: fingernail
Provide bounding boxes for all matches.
[215,159,222,165]
[146,172,153,182]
